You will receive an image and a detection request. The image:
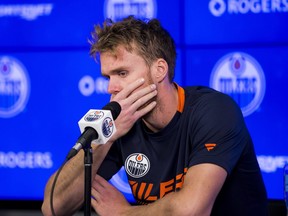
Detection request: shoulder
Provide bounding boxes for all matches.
[184,86,240,111]
[183,86,244,126]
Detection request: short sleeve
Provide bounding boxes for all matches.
[188,91,250,174]
[97,140,123,180]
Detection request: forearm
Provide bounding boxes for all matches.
[42,142,113,216]
[122,164,226,216]
[123,193,176,216]
[123,190,211,216]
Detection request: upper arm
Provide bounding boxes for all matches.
[168,163,227,216]
[189,92,247,175]
[97,140,123,180]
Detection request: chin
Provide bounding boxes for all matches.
[142,101,157,119]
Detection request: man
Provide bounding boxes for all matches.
[42,16,268,216]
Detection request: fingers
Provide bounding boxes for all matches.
[91,175,109,203]
[91,187,99,204]
[119,79,157,110]
[118,85,156,123]
[108,78,158,140]
[127,83,157,105]
[92,175,109,192]
[111,78,145,101]
[135,100,157,119]
[113,78,157,117]
[91,176,131,215]
[92,175,107,188]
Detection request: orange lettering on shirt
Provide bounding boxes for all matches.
[159,178,174,198]
[138,182,146,199]
[128,167,189,203]
[175,167,187,189]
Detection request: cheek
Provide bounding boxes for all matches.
[146,71,156,87]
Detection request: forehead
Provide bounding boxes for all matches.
[100,45,146,73]
[100,45,129,62]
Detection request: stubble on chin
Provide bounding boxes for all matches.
[140,94,158,119]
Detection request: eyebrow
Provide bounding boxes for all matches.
[101,66,129,77]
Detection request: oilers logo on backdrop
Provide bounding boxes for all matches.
[0,56,30,118]
[125,153,150,178]
[102,117,114,138]
[104,0,157,21]
[210,52,266,117]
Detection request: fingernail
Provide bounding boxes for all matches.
[150,84,156,89]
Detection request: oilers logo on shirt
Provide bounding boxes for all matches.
[125,153,150,178]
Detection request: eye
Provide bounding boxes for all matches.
[118,71,128,78]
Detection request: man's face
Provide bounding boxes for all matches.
[100,45,154,98]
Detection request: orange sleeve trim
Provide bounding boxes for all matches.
[175,83,185,113]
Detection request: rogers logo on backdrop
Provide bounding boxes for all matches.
[209,0,288,17]
[78,76,108,96]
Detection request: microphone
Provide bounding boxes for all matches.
[66,101,121,160]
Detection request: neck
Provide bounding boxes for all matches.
[142,82,178,132]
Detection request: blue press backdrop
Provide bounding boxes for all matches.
[0,0,287,202]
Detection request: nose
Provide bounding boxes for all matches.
[107,77,121,95]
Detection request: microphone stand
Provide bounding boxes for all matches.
[84,144,93,216]
[72,127,97,216]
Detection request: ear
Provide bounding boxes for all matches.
[152,58,169,83]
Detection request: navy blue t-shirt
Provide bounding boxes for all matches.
[98,85,268,215]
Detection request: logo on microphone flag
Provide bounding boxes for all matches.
[84,110,104,122]
[102,117,114,138]
[78,109,117,144]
